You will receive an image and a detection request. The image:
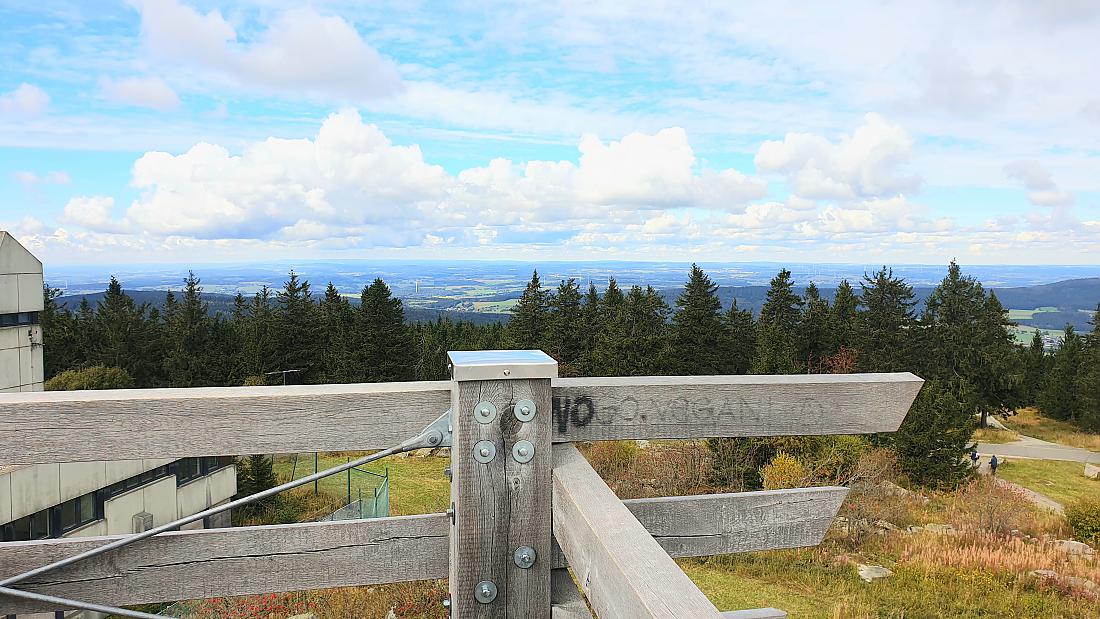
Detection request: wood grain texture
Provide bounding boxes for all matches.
[721,610,788,618]
[550,373,923,442]
[0,515,448,615]
[450,377,553,619]
[550,569,592,619]
[552,443,723,618]
[0,485,842,613]
[0,381,451,464]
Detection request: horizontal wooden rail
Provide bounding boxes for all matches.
[0,486,843,613]
[551,372,923,442]
[553,443,723,618]
[0,373,921,464]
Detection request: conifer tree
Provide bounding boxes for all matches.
[752,269,803,374]
[239,286,277,381]
[505,270,549,350]
[93,277,153,384]
[547,278,584,373]
[40,284,78,379]
[1078,304,1100,429]
[163,272,215,387]
[275,271,319,381]
[590,278,629,376]
[576,283,602,376]
[829,279,859,353]
[892,379,975,488]
[1038,326,1082,421]
[1022,330,1047,405]
[359,278,413,382]
[856,267,915,372]
[318,283,356,383]
[669,265,727,375]
[622,285,670,375]
[723,299,756,375]
[798,282,831,370]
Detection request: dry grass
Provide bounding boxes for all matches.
[582,439,713,499]
[973,426,1020,444]
[1003,408,1100,451]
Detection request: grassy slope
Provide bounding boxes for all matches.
[998,459,1100,506]
[1002,408,1100,452]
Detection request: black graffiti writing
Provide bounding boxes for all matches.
[552,396,596,432]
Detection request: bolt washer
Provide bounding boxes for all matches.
[473,401,498,424]
[512,440,535,463]
[473,440,497,463]
[514,545,537,569]
[514,398,537,422]
[474,580,497,603]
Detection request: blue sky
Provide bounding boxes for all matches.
[1,0,1098,265]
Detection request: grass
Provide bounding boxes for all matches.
[1008,306,1060,320]
[272,451,450,517]
[998,458,1100,507]
[1002,408,1100,452]
[973,426,1020,444]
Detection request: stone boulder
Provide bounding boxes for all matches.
[857,564,893,582]
[1056,539,1095,556]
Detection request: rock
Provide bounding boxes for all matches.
[857,564,893,582]
[1085,463,1099,480]
[1056,539,1096,556]
[1063,576,1099,594]
[923,523,956,535]
[906,525,923,533]
[1030,569,1058,580]
[873,519,899,532]
[288,614,317,619]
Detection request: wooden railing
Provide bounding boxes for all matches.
[0,350,923,618]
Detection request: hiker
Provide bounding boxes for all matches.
[989,454,999,476]
[970,450,979,467]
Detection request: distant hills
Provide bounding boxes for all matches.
[56,277,1099,332]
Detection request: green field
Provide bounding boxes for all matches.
[1008,306,1059,321]
[998,458,1100,506]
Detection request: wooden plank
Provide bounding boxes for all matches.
[550,569,592,619]
[550,372,923,442]
[623,486,847,557]
[0,485,843,613]
[0,515,448,615]
[722,610,787,618]
[552,443,723,618]
[449,369,554,617]
[0,381,451,464]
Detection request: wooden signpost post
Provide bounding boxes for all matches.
[0,350,923,618]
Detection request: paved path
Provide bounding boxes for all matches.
[974,434,1100,464]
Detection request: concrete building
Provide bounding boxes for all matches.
[0,232,237,619]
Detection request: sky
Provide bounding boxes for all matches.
[1,0,1099,266]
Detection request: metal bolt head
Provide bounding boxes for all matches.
[444,466,452,480]
[512,440,535,463]
[514,545,537,569]
[503,369,511,376]
[427,433,440,446]
[474,580,497,603]
[473,401,498,424]
[443,597,451,609]
[514,398,537,422]
[473,440,496,463]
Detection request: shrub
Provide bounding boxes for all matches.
[45,365,134,391]
[1065,496,1100,546]
[762,452,806,490]
[584,440,638,480]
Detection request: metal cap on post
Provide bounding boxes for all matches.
[447,350,556,618]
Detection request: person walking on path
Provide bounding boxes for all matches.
[989,454,999,476]
[970,450,980,467]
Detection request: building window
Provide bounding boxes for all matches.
[0,311,39,327]
[55,493,97,534]
[172,458,203,485]
[2,510,49,542]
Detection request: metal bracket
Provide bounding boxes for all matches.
[409,409,453,450]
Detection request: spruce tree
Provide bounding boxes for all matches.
[1038,326,1082,421]
[829,279,859,353]
[752,269,803,374]
[359,278,414,382]
[622,285,670,375]
[1078,304,1100,429]
[798,282,831,370]
[590,278,629,376]
[506,270,549,350]
[318,283,356,383]
[669,265,727,375]
[93,277,153,385]
[576,283,602,376]
[723,299,756,375]
[1022,330,1047,405]
[893,379,975,488]
[163,272,215,387]
[40,284,78,379]
[856,267,915,372]
[275,271,319,381]
[547,278,584,373]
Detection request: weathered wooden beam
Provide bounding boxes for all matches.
[0,373,921,463]
[550,569,592,619]
[0,381,451,464]
[448,351,555,618]
[0,485,843,613]
[0,515,449,615]
[552,443,723,618]
[550,373,923,442]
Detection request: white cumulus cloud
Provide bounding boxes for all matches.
[100,76,181,111]
[61,197,131,233]
[1003,160,1075,207]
